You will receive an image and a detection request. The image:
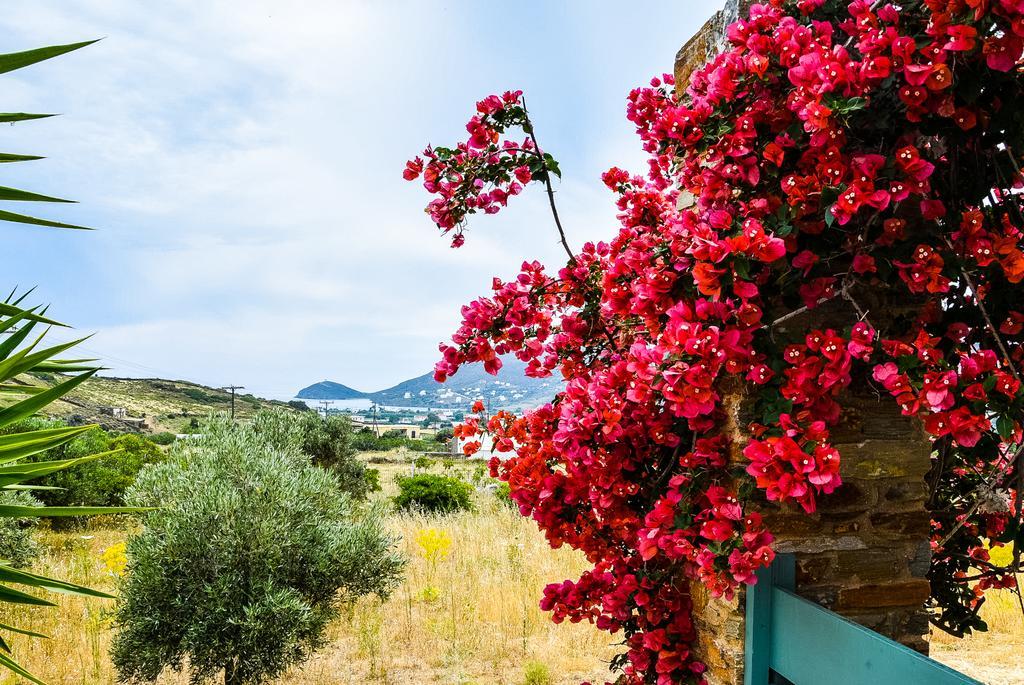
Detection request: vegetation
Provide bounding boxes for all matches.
[0,491,42,568]
[407,2,1024,678]
[252,411,379,500]
[12,422,165,511]
[0,38,145,683]
[0,460,1015,683]
[495,481,514,509]
[28,375,297,434]
[350,427,434,453]
[393,474,474,514]
[111,417,405,685]
[523,661,553,685]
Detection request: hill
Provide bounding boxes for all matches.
[22,374,299,434]
[297,358,563,410]
[295,381,367,401]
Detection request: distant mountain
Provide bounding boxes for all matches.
[296,358,563,410]
[295,380,367,401]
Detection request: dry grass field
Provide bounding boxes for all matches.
[0,457,1019,685]
[0,460,614,685]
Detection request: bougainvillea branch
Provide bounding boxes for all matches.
[521,96,575,262]
[408,0,1024,682]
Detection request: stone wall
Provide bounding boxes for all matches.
[674,6,934,683]
[695,384,934,685]
[674,0,752,95]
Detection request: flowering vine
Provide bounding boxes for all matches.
[407,1,1024,682]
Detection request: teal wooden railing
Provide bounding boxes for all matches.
[744,554,983,685]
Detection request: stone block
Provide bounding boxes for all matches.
[836,548,907,583]
[836,581,931,610]
[869,511,932,539]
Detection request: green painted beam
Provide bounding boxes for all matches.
[768,586,982,685]
[745,555,980,685]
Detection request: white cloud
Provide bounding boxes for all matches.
[0,1,713,396]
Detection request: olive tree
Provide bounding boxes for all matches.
[111,417,405,685]
[251,410,377,500]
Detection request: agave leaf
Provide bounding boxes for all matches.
[1,485,63,492]
[0,565,114,599]
[0,449,121,486]
[0,424,95,465]
[0,621,46,639]
[0,649,45,685]
[0,315,39,361]
[0,504,141,518]
[0,335,93,383]
[0,618,47,643]
[0,209,89,230]
[0,426,91,449]
[0,186,73,204]
[0,384,45,395]
[0,304,61,327]
[0,153,43,163]
[0,40,98,76]
[0,113,54,123]
[30,362,98,373]
[8,289,37,308]
[0,369,96,429]
[0,584,54,608]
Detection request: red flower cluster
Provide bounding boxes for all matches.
[409,0,1024,681]
[404,90,562,247]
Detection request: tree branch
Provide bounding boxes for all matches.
[520,98,575,264]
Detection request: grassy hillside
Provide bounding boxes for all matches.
[21,374,299,434]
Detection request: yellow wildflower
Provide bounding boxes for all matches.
[101,542,127,577]
[414,527,452,564]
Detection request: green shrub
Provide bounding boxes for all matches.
[522,661,552,685]
[251,411,378,500]
[0,491,41,568]
[413,455,434,470]
[495,481,515,509]
[393,474,474,514]
[434,427,454,443]
[11,422,166,516]
[351,428,435,454]
[111,416,405,685]
[148,432,177,445]
[182,387,222,404]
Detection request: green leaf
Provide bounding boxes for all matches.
[0,384,45,395]
[996,415,1015,441]
[0,584,53,608]
[0,649,45,685]
[0,369,97,429]
[0,621,47,640]
[0,40,98,76]
[0,304,61,327]
[0,565,114,599]
[0,504,142,519]
[0,113,55,123]
[0,449,123,486]
[0,209,89,230]
[0,186,73,204]
[0,424,95,465]
[0,153,43,163]
[0,335,94,384]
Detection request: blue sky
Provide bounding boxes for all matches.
[0,1,715,399]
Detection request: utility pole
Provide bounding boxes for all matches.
[371,402,380,438]
[220,385,244,421]
[319,400,330,418]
